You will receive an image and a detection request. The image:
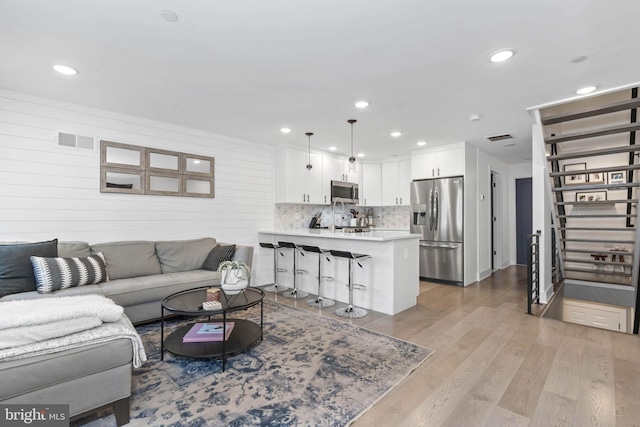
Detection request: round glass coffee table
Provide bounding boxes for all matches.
[160,286,264,371]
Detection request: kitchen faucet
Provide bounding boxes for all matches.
[331,197,346,233]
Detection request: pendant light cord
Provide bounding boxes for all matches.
[306,132,313,170]
[348,119,357,163]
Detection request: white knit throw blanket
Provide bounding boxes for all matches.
[0,294,124,349]
[0,295,147,367]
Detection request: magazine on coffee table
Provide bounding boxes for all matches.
[182,322,235,342]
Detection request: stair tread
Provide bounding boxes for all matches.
[545,122,640,144]
[541,97,640,125]
[547,144,640,161]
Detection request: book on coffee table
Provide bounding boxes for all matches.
[182,322,235,342]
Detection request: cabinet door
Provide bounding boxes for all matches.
[381,162,399,205]
[322,155,341,204]
[436,147,464,177]
[398,159,411,205]
[361,163,382,206]
[411,152,438,180]
[305,152,323,204]
[284,148,308,203]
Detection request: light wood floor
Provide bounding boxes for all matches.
[270,266,640,427]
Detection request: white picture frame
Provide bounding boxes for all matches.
[564,162,587,185]
[608,171,626,185]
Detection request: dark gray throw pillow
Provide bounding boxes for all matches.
[202,245,236,271]
[0,239,58,298]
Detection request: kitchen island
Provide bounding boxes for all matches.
[258,229,421,315]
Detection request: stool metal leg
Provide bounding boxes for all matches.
[335,258,367,318]
[283,248,309,299]
[307,251,335,308]
[264,248,288,293]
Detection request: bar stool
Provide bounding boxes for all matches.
[330,250,370,318]
[259,243,289,293]
[278,241,309,299]
[301,245,335,308]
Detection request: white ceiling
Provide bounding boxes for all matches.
[2,0,640,164]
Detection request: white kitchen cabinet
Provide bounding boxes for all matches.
[381,159,411,205]
[411,147,464,180]
[361,163,382,206]
[321,154,341,204]
[274,147,323,204]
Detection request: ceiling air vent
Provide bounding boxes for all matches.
[486,133,513,142]
[56,131,95,150]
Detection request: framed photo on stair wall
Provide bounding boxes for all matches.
[564,162,587,185]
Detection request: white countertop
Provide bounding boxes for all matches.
[258,228,421,242]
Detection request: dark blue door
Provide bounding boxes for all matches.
[516,178,533,265]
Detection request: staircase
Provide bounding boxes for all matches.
[535,86,640,332]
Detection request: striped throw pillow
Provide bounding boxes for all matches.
[31,252,109,294]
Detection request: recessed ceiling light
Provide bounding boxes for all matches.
[571,55,588,64]
[390,131,402,137]
[489,49,515,63]
[328,146,338,151]
[504,142,516,147]
[161,10,178,22]
[576,86,597,95]
[193,159,201,164]
[416,141,427,146]
[357,153,365,157]
[468,114,481,121]
[53,64,78,75]
[355,100,369,109]
[280,127,292,134]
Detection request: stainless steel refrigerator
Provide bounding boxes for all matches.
[410,177,464,284]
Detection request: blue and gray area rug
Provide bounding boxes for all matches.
[80,299,433,427]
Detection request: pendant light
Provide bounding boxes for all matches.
[347,119,357,172]
[305,132,314,170]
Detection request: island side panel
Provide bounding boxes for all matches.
[257,231,419,315]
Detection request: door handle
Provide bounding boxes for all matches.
[420,242,459,249]
[434,189,439,231]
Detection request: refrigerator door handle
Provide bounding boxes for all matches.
[420,242,459,249]
[428,188,434,231]
[434,189,439,231]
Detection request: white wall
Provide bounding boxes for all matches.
[0,89,275,285]
[476,150,511,280]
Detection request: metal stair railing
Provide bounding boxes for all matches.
[527,230,542,315]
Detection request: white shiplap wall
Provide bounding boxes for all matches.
[0,89,275,285]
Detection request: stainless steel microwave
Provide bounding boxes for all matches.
[331,180,359,204]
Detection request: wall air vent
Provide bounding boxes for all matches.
[486,133,513,142]
[56,131,95,150]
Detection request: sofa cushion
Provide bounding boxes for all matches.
[202,244,236,271]
[155,238,217,273]
[31,253,109,294]
[58,241,91,258]
[0,239,58,298]
[100,270,220,307]
[90,241,161,280]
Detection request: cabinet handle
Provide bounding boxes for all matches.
[400,197,402,204]
[303,194,306,202]
[324,195,327,204]
[364,198,367,206]
[437,168,440,176]
[395,197,398,205]
[432,168,435,177]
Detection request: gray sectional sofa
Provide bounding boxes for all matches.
[0,237,254,425]
[0,237,254,323]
